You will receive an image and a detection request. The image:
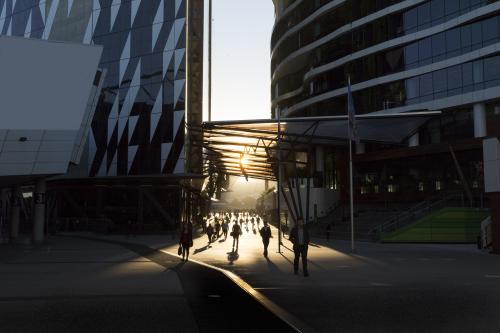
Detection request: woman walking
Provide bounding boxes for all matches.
[179,222,193,261]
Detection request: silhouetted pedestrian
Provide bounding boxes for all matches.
[259,221,272,257]
[231,222,242,252]
[222,220,229,239]
[179,222,193,261]
[207,224,214,244]
[325,223,332,241]
[215,219,221,239]
[290,218,310,277]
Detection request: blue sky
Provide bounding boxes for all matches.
[203,1,275,121]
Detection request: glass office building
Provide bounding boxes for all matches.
[272,0,500,119]
[271,0,500,235]
[0,0,203,231]
[0,0,187,176]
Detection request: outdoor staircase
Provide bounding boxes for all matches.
[369,192,472,240]
[311,203,411,241]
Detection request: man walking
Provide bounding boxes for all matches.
[289,218,310,277]
[231,221,242,253]
[215,219,221,239]
[222,220,229,240]
[259,220,272,257]
[207,223,214,244]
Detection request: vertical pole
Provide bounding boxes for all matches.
[33,179,47,243]
[349,139,355,252]
[277,109,282,254]
[10,187,21,240]
[208,0,212,122]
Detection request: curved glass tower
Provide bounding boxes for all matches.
[271,0,500,236]
[271,0,500,122]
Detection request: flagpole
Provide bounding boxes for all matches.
[347,75,356,253]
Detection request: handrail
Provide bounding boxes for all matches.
[370,192,465,237]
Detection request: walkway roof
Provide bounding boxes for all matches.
[190,111,441,181]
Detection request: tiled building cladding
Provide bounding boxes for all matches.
[0,0,187,177]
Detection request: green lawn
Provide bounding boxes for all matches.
[381,207,489,243]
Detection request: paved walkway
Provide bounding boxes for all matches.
[112,222,500,333]
[0,235,295,333]
[5,224,500,332]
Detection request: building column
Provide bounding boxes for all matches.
[32,179,46,243]
[473,103,487,138]
[356,142,366,155]
[489,193,500,253]
[409,132,420,147]
[315,146,324,172]
[10,187,21,240]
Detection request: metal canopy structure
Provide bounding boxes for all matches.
[189,111,441,182]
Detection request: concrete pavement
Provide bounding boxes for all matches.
[0,236,295,333]
[3,224,500,332]
[156,222,500,333]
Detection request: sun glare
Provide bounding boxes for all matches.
[240,155,250,167]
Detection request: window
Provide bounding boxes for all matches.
[419,73,433,97]
[404,8,418,32]
[484,56,500,86]
[433,69,447,94]
[406,77,420,100]
[432,33,446,60]
[405,43,419,66]
[446,28,461,56]
[431,0,445,22]
[447,65,463,91]
[418,3,431,27]
[418,38,432,64]
[482,16,499,43]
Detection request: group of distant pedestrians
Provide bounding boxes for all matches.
[178,210,311,277]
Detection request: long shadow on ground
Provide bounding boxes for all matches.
[64,235,296,333]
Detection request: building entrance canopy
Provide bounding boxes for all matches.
[190,111,441,181]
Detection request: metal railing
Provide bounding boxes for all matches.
[370,192,466,239]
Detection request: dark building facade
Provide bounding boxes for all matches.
[271,0,500,238]
[0,0,203,232]
[0,0,187,176]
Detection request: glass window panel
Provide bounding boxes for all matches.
[418,38,432,61]
[482,16,499,43]
[462,62,474,86]
[447,65,462,90]
[473,59,484,84]
[420,73,433,96]
[445,0,460,15]
[446,28,461,53]
[404,7,418,31]
[432,33,446,58]
[431,0,445,22]
[433,69,447,93]
[404,43,419,65]
[405,77,420,99]
[460,0,471,12]
[461,25,472,47]
[484,56,500,82]
[418,3,431,26]
[471,22,483,47]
